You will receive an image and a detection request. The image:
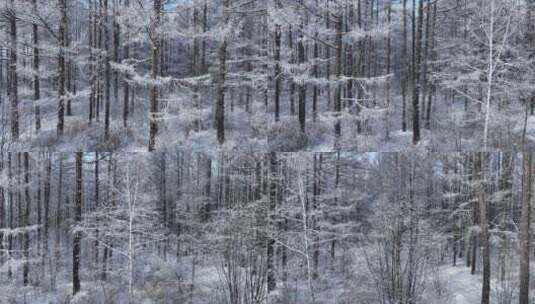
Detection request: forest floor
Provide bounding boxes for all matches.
[443,265,482,304]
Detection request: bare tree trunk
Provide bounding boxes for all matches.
[113,0,119,107]
[32,0,41,131]
[23,152,30,286]
[36,154,42,284]
[66,30,72,117]
[104,0,111,140]
[94,152,100,265]
[385,1,392,140]
[334,14,343,147]
[214,0,230,145]
[411,0,424,144]
[148,0,161,150]
[289,26,295,116]
[519,152,532,304]
[425,1,438,128]
[201,1,208,73]
[57,0,67,136]
[123,0,130,127]
[8,0,19,139]
[420,0,431,122]
[89,0,95,124]
[73,152,83,295]
[297,21,306,134]
[43,153,51,287]
[7,153,12,279]
[54,156,63,289]
[475,153,490,304]
[274,23,281,122]
[267,152,277,293]
[401,0,408,132]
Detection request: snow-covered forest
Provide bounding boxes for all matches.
[1,0,535,304]
[0,0,534,151]
[0,152,531,304]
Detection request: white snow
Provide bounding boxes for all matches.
[442,266,482,304]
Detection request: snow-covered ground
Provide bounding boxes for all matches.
[443,266,482,304]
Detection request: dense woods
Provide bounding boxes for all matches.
[0,152,529,303]
[1,0,535,303]
[0,0,532,151]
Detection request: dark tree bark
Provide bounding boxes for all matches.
[113,0,120,107]
[425,1,437,128]
[23,153,30,286]
[104,0,111,139]
[8,0,19,139]
[89,0,97,124]
[148,0,161,151]
[214,0,230,145]
[54,156,63,289]
[32,0,41,131]
[334,14,343,146]
[73,152,83,295]
[312,24,319,122]
[385,1,392,139]
[401,0,408,132]
[519,152,532,304]
[475,153,490,304]
[94,152,100,264]
[123,0,130,127]
[274,23,281,122]
[412,0,424,144]
[57,0,68,136]
[267,152,277,293]
[43,153,51,280]
[297,21,306,134]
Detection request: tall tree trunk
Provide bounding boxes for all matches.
[385,1,392,139]
[7,153,12,279]
[73,152,83,295]
[94,152,100,265]
[123,0,130,127]
[267,152,277,293]
[23,153,30,286]
[8,0,19,139]
[32,0,41,131]
[425,1,438,128]
[475,153,490,304]
[104,0,111,140]
[519,152,532,304]
[334,14,343,147]
[214,0,230,145]
[36,154,42,283]
[201,0,208,73]
[89,0,94,124]
[148,0,161,150]
[297,21,306,134]
[420,0,431,121]
[43,153,51,287]
[57,0,67,136]
[274,23,281,122]
[412,0,423,144]
[113,0,119,107]
[313,24,319,122]
[401,0,408,132]
[54,156,63,289]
